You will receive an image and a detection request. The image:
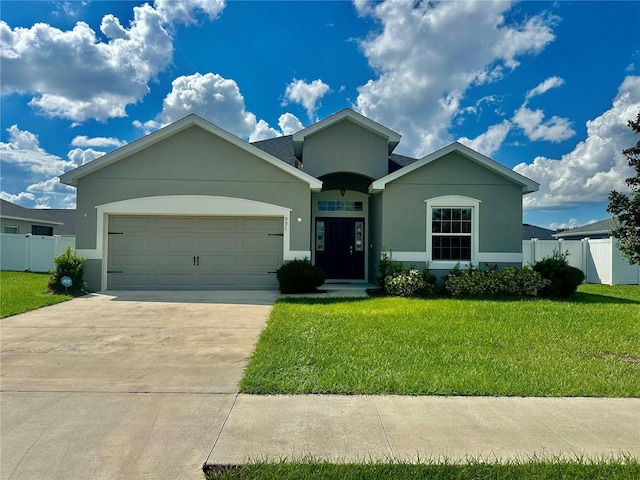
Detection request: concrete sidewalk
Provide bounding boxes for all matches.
[206,395,640,465]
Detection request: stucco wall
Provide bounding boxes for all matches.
[302,119,389,180]
[381,152,523,255]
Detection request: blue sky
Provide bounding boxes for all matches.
[1,0,639,231]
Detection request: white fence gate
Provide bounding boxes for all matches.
[523,238,640,285]
[0,234,76,273]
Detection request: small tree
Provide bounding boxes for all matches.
[48,245,87,295]
[607,111,640,264]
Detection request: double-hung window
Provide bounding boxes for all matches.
[431,207,472,261]
[426,196,480,265]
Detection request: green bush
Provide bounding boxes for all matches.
[444,264,549,297]
[377,251,437,297]
[48,245,87,295]
[533,250,585,298]
[377,250,405,288]
[276,259,325,294]
[384,268,428,297]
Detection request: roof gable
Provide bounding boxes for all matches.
[369,142,539,194]
[60,114,322,191]
[292,108,401,157]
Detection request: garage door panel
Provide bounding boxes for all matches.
[107,215,283,290]
[154,273,197,288]
[154,217,197,231]
[242,254,281,267]
[109,274,151,288]
[153,254,195,267]
[110,254,150,268]
[110,234,152,250]
[198,218,240,230]
[242,218,282,231]
[110,216,151,231]
[199,254,238,267]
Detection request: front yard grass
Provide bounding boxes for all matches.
[240,284,640,397]
[1,270,71,318]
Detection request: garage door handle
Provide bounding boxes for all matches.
[193,256,196,266]
[197,256,200,266]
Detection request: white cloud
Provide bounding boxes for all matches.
[139,72,305,142]
[353,0,557,156]
[67,147,106,166]
[549,218,579,231]
[0,125,82,208]
[513,105,576,142]
[71,135,125,148]
[283,79,330,120]
[514,75,640,210]
[457,120,512,156]
[0,125,75,177]
[0,1,225,122]
[278,112,305,135]
[526,76,565,100]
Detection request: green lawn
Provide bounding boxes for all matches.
[240,284,640,397]
[1,271,71,318]
[205,458,640,480]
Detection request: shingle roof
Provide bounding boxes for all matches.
[523,223,556,240]
[250,135,298,166]
[553,218,620,239]
[0,199,61,225]
[46,209,76,235]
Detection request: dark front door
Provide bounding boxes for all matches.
[315,217,365,280]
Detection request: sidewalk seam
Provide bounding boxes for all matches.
[205,392,239,465]
[372,396,396,461]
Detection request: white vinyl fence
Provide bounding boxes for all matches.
[0,234,76,273]
[523,238,640,285]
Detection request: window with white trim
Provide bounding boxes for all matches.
[431,208,472,261]
[426,196,480,265]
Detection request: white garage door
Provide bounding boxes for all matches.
[107,216,283,290]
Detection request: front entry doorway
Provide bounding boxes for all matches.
[315,217,365,280]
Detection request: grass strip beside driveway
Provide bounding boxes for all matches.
[1,271,71,318]
[240,285,640,397]
[205,457,640,480]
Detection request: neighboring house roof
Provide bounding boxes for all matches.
[46,209,77,235]
[292,108,402,157]
[553,218,620,239]
[0,199,63,226]
[369,142,540,194]
[523,223,556,240]
[60,114,323,191]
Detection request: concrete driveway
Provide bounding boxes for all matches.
[1,290,278,480]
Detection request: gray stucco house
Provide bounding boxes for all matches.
[60,109,539,291]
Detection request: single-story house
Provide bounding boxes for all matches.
[59,109,539,291]
[553,218,619,240]
[0,199,74,236]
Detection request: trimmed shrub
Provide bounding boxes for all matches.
[533,250,585,298]
[48,245,87,295]
[444,264,549,298]
[276,259,325,294]
[384,268,428,297]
